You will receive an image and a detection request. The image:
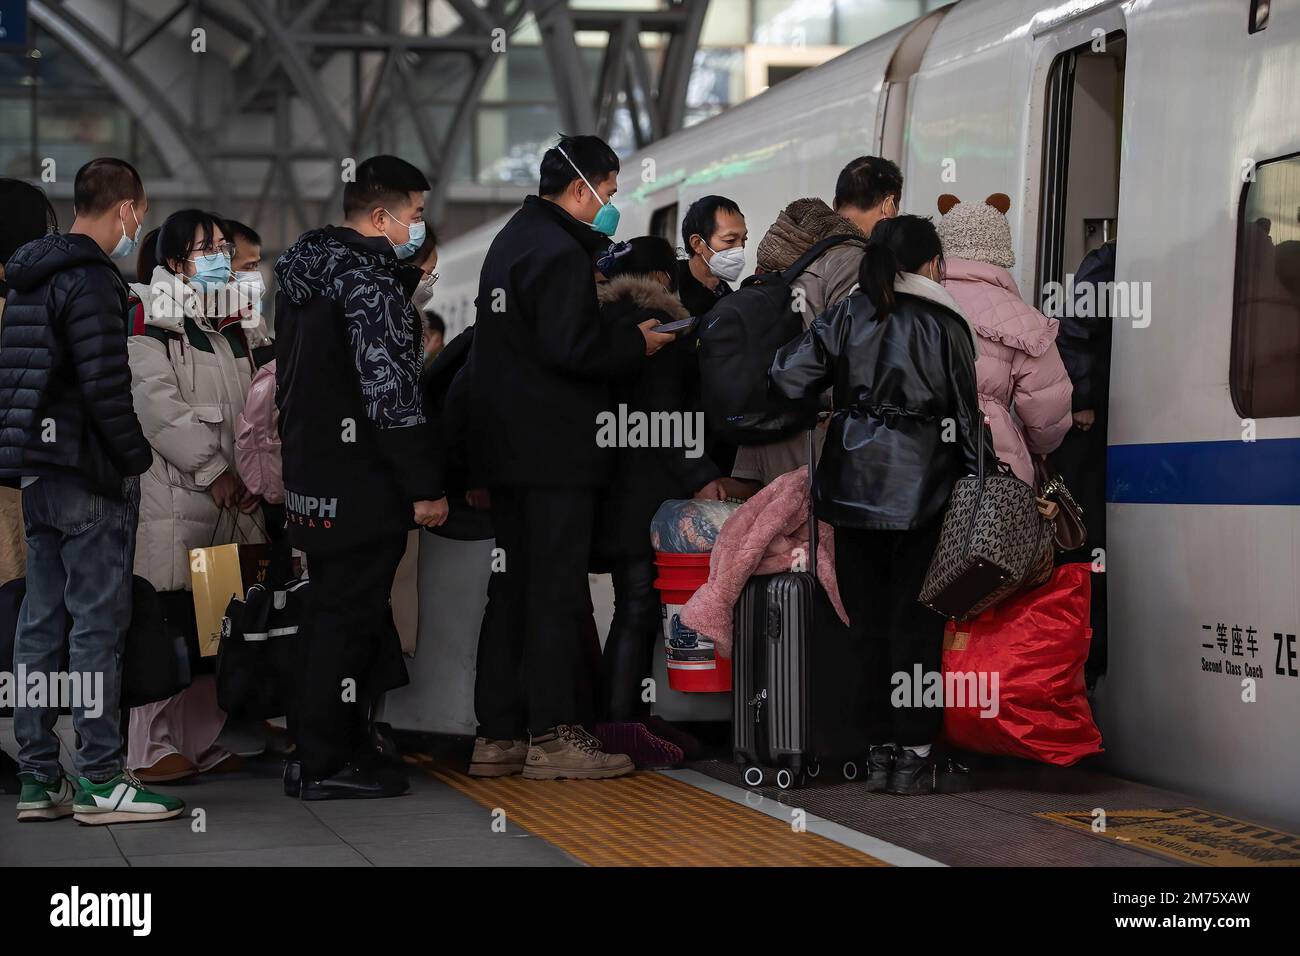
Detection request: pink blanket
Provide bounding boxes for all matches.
[680,469,848,657]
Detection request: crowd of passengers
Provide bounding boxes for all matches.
[0,137,1112,821]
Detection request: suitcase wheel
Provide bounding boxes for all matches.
[775,768,793,790]
[742,765,765,788]
[806,760,820,779]
[841,760,859,781]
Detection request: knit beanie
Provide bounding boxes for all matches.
[756,197,867,273]
[936,193,1015,268]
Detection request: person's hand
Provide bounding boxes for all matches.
[414,497,449,528]
[693,479,728,501]
[638,318,676,356]
[465,488,491,510]
[208,471,241,510]
[1073,409,1095,431]
[237,488,262,514]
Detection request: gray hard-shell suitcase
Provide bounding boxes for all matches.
[731,432,869,789]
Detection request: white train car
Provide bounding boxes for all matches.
[430,0,1300,826]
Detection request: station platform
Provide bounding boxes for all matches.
[4,725,1297,868]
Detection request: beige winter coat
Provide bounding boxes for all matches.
[127,268,264,592]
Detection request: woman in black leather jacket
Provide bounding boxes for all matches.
[770,215,992,795]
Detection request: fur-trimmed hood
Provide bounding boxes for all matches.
[596,274,689,322]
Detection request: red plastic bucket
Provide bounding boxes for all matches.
[653,551,731,693]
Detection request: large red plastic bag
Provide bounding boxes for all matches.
[941,562,1102,766]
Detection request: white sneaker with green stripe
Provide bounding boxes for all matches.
[72,771,186,825]
[16,773,77,822]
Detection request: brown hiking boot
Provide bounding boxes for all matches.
[522,725,634,780]
[468,737,528,777]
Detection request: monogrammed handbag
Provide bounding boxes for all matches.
[919,423,1046,620]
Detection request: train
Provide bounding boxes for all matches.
[419,0,1300,827]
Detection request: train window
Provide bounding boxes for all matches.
[1249,0,1270,34]
[649,203,679,249]
[1231,154,1300,419]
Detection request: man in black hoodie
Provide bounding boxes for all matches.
[275,155,446,800]
[0,158,187,825]
[466,135,674,781]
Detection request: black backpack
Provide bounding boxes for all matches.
[697,235,859,444]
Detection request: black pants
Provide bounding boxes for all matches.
[1052,416,1108,681]
[474,487,597,738]
[292,534,408,779]
[602,553,659,722]
[834,522,945,746]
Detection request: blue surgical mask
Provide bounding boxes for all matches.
[557,145,619,237]
[188,252,232,291]
[110,201,142,261]
[382,208,426,260]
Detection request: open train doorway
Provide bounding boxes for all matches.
[1035,31,1127,688]
[1036,31,1126,301]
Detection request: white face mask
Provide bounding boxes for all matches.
[233,270,266,318]
[412,271,439,312]
[705,243,745,283]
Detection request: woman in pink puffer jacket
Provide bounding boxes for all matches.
[937,194,1072,484]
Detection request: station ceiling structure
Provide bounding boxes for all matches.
[18,0,713,246]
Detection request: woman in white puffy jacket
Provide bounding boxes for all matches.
[126,210,265,782]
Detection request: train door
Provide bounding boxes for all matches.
[1035,32,1126,306]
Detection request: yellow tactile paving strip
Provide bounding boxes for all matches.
[407,754,884,867]
[1039,808,1300,866]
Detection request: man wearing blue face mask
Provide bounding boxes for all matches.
[466,134,676,781]
[274,155,448,800]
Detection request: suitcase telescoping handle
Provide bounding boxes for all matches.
[806,427,817,580]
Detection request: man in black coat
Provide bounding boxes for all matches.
[1054,239,1116,687]
[0,159,188,824]
[466,134,674,780]
[275,156,447,799]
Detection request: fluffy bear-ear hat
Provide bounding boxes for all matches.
[936,193,1016,268]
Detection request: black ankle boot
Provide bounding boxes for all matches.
[886,748,937,795]
[864,744,898,791]
[298,761,409,801]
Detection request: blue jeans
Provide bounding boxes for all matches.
[14,474,140,783]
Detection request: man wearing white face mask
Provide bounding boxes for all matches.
[677,195,748,319]
[225,219,272,355]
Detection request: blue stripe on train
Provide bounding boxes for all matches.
[1106,437,1300,505]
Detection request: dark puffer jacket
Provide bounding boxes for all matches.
[274,226,442,552]
[0,234,151,495]
[770,281,994,530]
